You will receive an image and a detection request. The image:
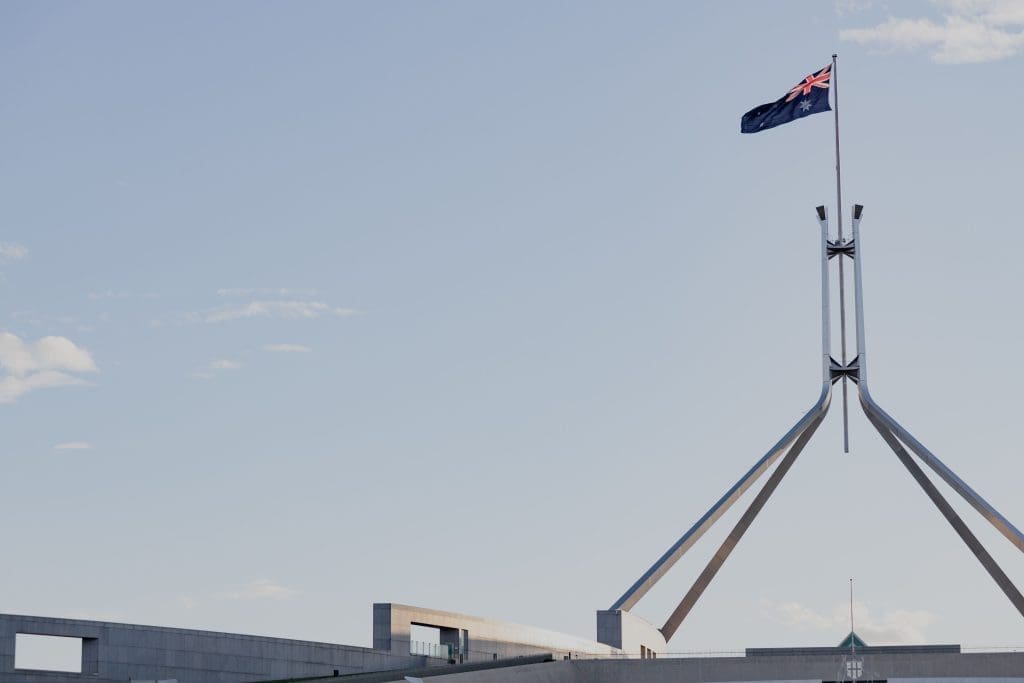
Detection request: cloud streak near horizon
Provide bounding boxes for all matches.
[763,599,935,644]
[54,441,93,450]
[216,579,298,601]
[263,343,311,353]
[157,300,357,326]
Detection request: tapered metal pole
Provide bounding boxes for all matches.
[660,410,827,641]
[609,402,822,612]
[653,209,835,640]
[609,209,836,614]
[851,205,1024,553]
[832,53,850,454]
[611,208,835,619]
[852,205,1024,617]
[849,578,855,656]
[864,408,1024,617]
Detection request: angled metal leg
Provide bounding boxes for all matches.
[660,408,828,641]
[861,395,1024,553]
[610,387,830,612]
[849,205,1024,554]
[850,203,1024,619]
[609,207,837,614]
[862,403,1024,617]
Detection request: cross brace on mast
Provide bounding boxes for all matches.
[602,204,1024,646]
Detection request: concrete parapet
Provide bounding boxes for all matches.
[595,610,665,657]
[421,651,1024,682]
[374,604,621,662]
[0,613,421,683]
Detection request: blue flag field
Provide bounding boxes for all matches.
[741,64,832,134]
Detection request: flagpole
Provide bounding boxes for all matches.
[832,53,851,454]
[850,577,855,656]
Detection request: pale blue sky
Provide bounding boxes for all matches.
[3,0,1024,654]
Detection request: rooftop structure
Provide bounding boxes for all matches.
[7,209,1022,683]
[5,609,1023,683]
[596,205,1024,654]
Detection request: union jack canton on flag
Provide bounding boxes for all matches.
[741,64,832,134]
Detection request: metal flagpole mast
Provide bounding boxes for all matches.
[600,62,1024,651]
[832,53,851,453]
[849,578,855,656]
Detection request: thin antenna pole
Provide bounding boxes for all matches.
[849,578,855,655]
[832,53,850,454]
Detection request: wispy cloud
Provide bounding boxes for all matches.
[263,343,311,353]
[835,0,877,16]
[201,301,356,323]
[54,441,92,450]
[0,332,98,403]
[763,599,935,644]
[216,579,298,601]
[192,358,242,379]
[217,287,318,298]
[87,290,159,301]
[0,243,28,261]
[841,0,1024,63]
[11,310,84,329]
[159,300,357,326]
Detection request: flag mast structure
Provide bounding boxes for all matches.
[598,62,1024,650]
[831,53,852,453]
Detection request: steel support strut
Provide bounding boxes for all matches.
[861,397,1024,553]
[660,407,828,641]
[850,205,1024,615]
[610,385,830,612]
[609,207,834,628]
[862,406,1024,616]
[606,202,1024,650]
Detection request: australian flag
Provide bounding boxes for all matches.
[741,64,832,134]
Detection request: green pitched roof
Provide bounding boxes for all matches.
[837,631,868,649]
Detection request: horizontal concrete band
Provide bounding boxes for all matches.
[745,644,961,657]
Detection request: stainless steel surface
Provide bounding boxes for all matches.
[608,397,825,612]
[862,405,1024,617]
[615,199,1024,641]
[831,56,842,251]
[851,205,867,383]
[659,408,829,641]
[818,207,832,382]
[850,206,1024,554]
[872,401,1024,553]
[610,209,835,617]
[832,53,850,454]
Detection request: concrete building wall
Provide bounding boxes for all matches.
[0,613,423,683]
[373,604,620,662]
[419,651,1024,683]
[10,609,1022,683]
[595,610,665,657]
[413,659,576,683]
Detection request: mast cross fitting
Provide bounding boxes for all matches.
[827,240,856,259]
[829,356,859,384]
[604,202,1024,649]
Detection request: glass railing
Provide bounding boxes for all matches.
[409,640,452,659]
